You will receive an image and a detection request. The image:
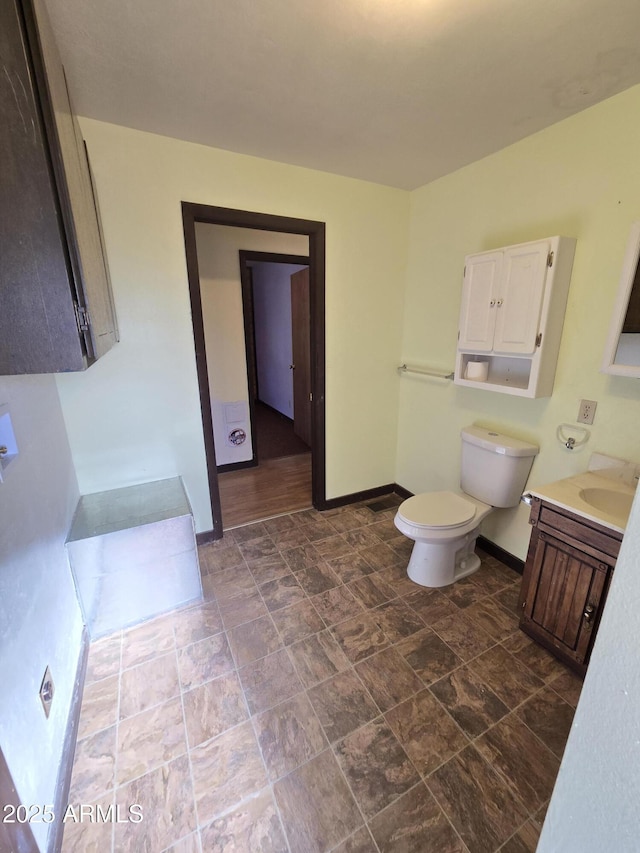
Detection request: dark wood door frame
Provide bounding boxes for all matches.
[181,203,326,539]
[237,250,310,474]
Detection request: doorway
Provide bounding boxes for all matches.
[238,251,311,468]
[181,203,326,539]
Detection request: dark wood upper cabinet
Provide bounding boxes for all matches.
[0,0,118,375]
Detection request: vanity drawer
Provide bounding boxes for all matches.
[532,500,622,562]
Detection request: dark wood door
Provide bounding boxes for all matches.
[291,268,312,446]
[520,529,609,673]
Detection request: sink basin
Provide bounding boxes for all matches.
[579,487,634,518]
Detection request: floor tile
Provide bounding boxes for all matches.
[84,633,122,684]
[468,644,543,709]
[331,825,378,853]
[516,686,575,759]
[430,665,509,739]
[295,561,341,595]
[77,674,119,740]
[190,720,268,824]
[500,819,541,853]
[315,534,356,560]
[271,599,325,645]
[307,669,380,742]
[431,611,495,661]
[69,725,117,802]
[299,517,339,542]
[376,564,420,597]
[121,615,176,669]
[218,588,269,629]
[475,713,560,811]
[259,574,306,612]
[231,522,270,543]
[274,749,362,853]
[335,718,420,819]
[288,630,350,689]
[238,648,303,714]
[358,542,402,571]
[368,782,467,853]
[440,576,489,609]
[372,599,425,642]
[281,543,323,572]
[114,755,195,852]
[327,552,376,584]
[117,696,186,785]
[237,534,279,562]
[119,652,180,719]
[502,632,569,682]
[198,543,245,573]
[465,598,518,642]
[227,613,283,667]
[200,788,288,852]
[172,600,223,647]
[246,553,292,585]
[177,632,235,689]
[206,565,256,602]
[342,527,383,551]
[355,647,423,712]
[331,613,390,663]
[348,575,397,609]
[61,790,114,852]
[549,668,584,707]
[327,508,372,533]
[428,745,529,853]
[493,583,521,615]
[403,589,459,625]
[384,689,469,776]
[312,585,365,627]
[182,671,247,747]
[254,693,327,780]
[396,628,462,684]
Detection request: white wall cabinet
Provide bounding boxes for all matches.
[455,236,576,397]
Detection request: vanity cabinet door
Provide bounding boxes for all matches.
[520,528,610,675]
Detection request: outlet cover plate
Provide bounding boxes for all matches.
[578,399,597,425]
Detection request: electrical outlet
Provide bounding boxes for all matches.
[39,667,54,718]
[577,399,597,425]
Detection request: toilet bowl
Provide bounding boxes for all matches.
[394,491,492,587]
[394,426,538,588]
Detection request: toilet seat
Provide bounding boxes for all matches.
[396,491,477,530]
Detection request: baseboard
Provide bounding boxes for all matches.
[48,627,90,853]
[196,529,221,545]
[321,483,404,510]
[216,459,257,474]
[477,535,524,575]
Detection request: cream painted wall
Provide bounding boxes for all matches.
[55,120,409,531]
[398,84,640,559]
[196,224,308,466]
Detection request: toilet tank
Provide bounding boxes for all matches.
[460,426,539,508]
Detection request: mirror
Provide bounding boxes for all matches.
[602,221,640,377]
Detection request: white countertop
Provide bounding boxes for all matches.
[528,470,637,534]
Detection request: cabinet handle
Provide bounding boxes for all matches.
[583,603,596,626]
[496,298,503,307]
[489,299,496,307]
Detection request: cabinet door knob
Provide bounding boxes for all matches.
[489,299,496,306]
[583,603,596,625]
[496,298,503,306]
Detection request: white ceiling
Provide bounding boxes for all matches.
[45,0,640,190]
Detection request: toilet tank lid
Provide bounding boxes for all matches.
[461,426,539,458]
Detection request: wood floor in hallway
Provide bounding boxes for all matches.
[218,452,312,528]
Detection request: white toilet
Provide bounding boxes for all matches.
[394,426,538,588]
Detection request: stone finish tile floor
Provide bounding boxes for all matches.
[63,497,582,852]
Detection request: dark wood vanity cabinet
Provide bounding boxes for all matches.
[1,0,117,375]
[519,498,622,676]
